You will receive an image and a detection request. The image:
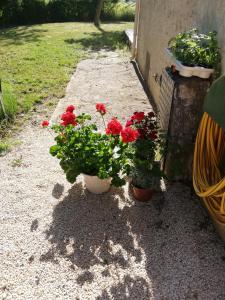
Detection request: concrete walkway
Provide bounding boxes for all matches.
[51,51,150,124]
[1,52,225,300]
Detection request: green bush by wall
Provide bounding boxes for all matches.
[0,0,134,26]
[103,1,135,22]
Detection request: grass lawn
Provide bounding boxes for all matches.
[0,22,133,119]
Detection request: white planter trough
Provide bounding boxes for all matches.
[165,48,214,79]
[83,174,111,194]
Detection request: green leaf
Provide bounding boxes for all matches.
[111,176,126,187]
[50,145,60,156]
[59,160,69,172]
[66,169,79,184]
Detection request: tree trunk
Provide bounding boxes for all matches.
[94,0,104,27]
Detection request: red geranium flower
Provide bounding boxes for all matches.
[148,112,155,118]
[149,130,158,140]
[137,128,147,139]
[96,103,106,115]
[125,119,133,127]
[121,127,139,143]
[61,111,77,126]
[106,118,123,135]
[131,112,145,122]
[42,120,49,127]
[66,105,75,113]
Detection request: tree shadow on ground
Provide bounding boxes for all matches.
[41,182,225,299]
[64,30,127,52]
[96,275,152,300]
[40,182,153,298]
[0,26,48,46]
[42,182,142,270]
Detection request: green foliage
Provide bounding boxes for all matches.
[168,28,221,69]
[0,0,99,25]
[0,83,18,121]
[10,156,23,167]
[131,138,165,189]
[0,137,21,155]
[128,113,165,189]
[103,1,135,22]
[47,0,98,23]
[0,140,11,155]
[50,113,130,187]
[21,0,47,24]
[131,161,163,190]
[0,0,134,26]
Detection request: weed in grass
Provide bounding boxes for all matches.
[0,119,10,138]
[34,99,43,104]
[10,156,23,168]
[47,101,54,107]
[0,138,21,156]
[0,141,11,155]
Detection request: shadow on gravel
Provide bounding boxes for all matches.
[41,182,153,298]
[96,275,151,300]
[52,183,64,199]
[41,182,225,299]
[43,183,142,270]
[30,219,39,232]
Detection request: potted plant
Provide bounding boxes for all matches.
[125,111,165,201]
[42,104,139,194]
[166,28,221,78]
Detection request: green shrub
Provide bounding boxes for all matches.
[0,0,99,25]
[20,0,47,24]
[0,0,48,25]
[103,1,135,22]
[0,0,21,25]
[0,0,134,26]
[47,0,98,22]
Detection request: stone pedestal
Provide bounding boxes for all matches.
[164,74,211,183]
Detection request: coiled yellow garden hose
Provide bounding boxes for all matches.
[193,112,225,228]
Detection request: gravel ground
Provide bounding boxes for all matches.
[1,52,225,300]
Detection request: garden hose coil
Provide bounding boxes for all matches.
[193,112,225,226]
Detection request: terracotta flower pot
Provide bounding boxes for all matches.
[131,184,154,202]
[83,174,111,194]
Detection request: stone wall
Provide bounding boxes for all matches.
[135,0,225,104]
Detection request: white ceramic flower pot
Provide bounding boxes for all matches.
[165,48,214,79]
[83,174,111,194]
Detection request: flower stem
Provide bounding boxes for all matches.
[101,114,107,131]
[47,128,55,137]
